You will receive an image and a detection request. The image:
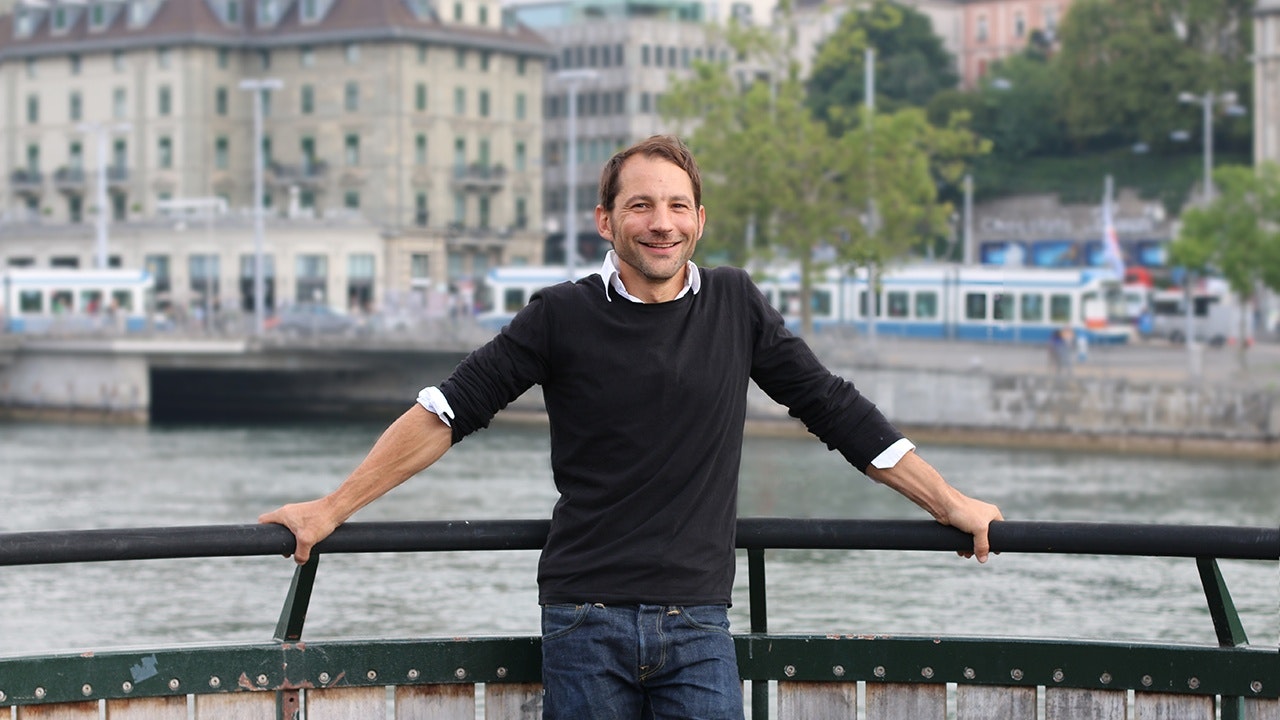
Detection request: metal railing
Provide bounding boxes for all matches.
[0,519,1275,718]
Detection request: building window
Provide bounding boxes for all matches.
[301,0,318,21]
[259,49,271,70]
[478,4,488,24]
[515,196,528,229]
[218,48,229,68]
[515,141,526,172]
[516,56,526,75]
[455,48,466,68]
[216,86,228,115]
[158,136,173,169]
[69,141,83,170]
[453,192,466,225]
[158,47,171,69]
[215,137,229,169]
[414,196,429,227]
[113,139,127,169]
[26,144,40,172]
[301,84,314,114]
[418,43,429,64]
[478,90,490,117]
[345,43,360,64]
[69,91,82,121]
[1015,12,1026,38]
[453,2,463,21]
[344,190,360,209]
[227,0,240,22]
[344,81,359,111]
[515,92,526,120]
[348,253,374,309]
[295,254,328,303]
[158,86,171,116]
[642,45,651,66]
[478,195,490,229]
[113,88,127,119]
[70,54,81,75]
[410,251,430,279]
[27,94,38,123]
[479,52,491,71]
[301,46,314,67]
[415,134,427,165]
[453,137,466,168]
[454,87,466,115]
[977,15,989,42]
[416,83,428,111]
[344,134,360,166]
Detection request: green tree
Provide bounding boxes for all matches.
[1171,163,1280,367]
[663,18,986,334]
[1055,0,1252,152]
[806,0,958,127]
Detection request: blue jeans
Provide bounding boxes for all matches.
[540,603,745,720]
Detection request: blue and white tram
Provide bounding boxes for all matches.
[476,262,1132,344]
[2,267,154,334]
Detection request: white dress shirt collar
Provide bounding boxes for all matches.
[599,250,700,303]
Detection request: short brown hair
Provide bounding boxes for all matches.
[598,135,702,211]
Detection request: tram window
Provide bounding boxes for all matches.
[914,291,938,319]
[1049,294,1071,323]
[112,289,133,311]
[1021,293,1044,322]
[858,290,882,317]
[52,290,73,312]
[812,290,832,316]
[993,293,1014,321]
[886,291,909,318]
[964,292,986,321]
[18,290,42,313]
[80,289,103,313]
[780,290,799,315]
[502,288,526,313]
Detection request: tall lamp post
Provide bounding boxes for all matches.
[1176,90,1246,378]
[555,69,598,281]
[239,78,283,336]
[76,122,131,269]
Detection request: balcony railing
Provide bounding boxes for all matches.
[53,166,87,191]
[9,169,43,194]
[269,160,328,188]
[451,162,507,191]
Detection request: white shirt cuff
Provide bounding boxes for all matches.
[869,438,915,469]
[416,386,455,427]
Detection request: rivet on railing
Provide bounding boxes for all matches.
[783,665,796,678]
[121,681,133,693]
[1251,680,1263,694]
[318,672,331,684]
[921,667,934,679]
[1010,669,1024,681]
[963,667,976,680]
[873,666,886,679]
[454,668,467,680]
[168,678,180,691]
[81,684,93,696]
[256,674,268,686]
[1100,673,1112,685]
[832,665,845,678]
[0,691,6,702]
[1141,675,1153,687]
[407,669,421,680]
[1188,677,1201,690]
[366,670,378,682]
[209,676,221,689]
[496,667,508,679]
[33,687,46,700]
[1052,669,1064,683]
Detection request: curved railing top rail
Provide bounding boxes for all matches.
[1,519,1276,567]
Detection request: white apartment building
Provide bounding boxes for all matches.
[0,0,552,319]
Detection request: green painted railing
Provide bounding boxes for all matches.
[0,519,1276,719]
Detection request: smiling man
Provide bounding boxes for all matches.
[260,135,1003,720]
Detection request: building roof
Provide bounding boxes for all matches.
[0,0,553,59]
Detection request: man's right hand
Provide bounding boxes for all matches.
[259,498,341,565]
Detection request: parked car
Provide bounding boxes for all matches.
[266,303,362,336]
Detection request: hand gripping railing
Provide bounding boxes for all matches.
[0,519,1276,719]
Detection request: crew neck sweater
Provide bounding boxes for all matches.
[439,265,902,605]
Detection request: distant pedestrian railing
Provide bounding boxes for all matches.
[0,520,1275,719]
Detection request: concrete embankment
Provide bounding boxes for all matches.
[3,332,1279,459]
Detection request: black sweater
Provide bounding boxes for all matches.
[439,266,902,605]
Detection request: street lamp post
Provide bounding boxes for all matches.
[76,122,131,269]
[1176,90,1246,378]
[239,78,283,336]
[555,69,599,281]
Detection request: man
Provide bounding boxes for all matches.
[260,135,1003,719]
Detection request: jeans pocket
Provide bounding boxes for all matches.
[676,604,732,636]
[541,603,592,642]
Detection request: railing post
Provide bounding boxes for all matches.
[1197,557,1249,720]
[274,556,319,642]
[748,547,769,720]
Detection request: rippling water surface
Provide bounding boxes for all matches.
[0,419,1275,656]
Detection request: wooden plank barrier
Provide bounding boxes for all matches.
[104,696,187,719]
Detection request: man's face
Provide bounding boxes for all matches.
[595,154,705,302]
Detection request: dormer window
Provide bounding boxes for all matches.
[404,0,431,20]
[226,0,240,23]
[51,6,69,32]
[300,0,318,22]
[91,3,107,28]
[259,0,278,24]
[15,8,37,37]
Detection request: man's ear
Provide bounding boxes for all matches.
[594,206,613,241]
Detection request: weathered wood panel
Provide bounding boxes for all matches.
[306,686,385,719]
[1246,698,1280,720]
[865,682,946,720]
[104,696,187,719]
[777,681,856,718]
[1133,692,1214,720]
[395,684,473,720]
[484,683,542,720]
[15,702,98,719]
[1045,687,1127,720]
[193,692,275,719]
[957,684,1036,720]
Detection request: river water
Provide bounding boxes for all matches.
[0,418,1275,658]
